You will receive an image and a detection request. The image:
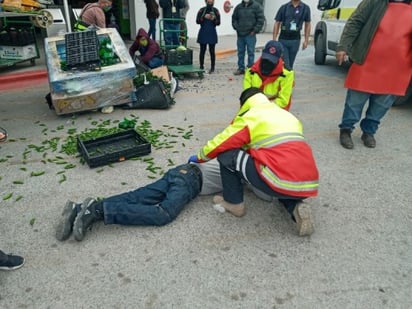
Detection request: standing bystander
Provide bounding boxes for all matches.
[273,0,311,70]
[232,0,265,75]
[336,0,412,149]
[144,0,160,41]
[196,0,221,73]
[179,0,190,45]
[159,0,185,48]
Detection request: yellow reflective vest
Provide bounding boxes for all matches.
[243,63,294,110]
[198,93,319,197]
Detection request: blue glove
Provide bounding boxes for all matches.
[188,155,200,164]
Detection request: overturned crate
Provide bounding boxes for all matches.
[77,129,151,168]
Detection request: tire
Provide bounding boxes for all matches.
[314,33,326,65]
[392,81,412,106]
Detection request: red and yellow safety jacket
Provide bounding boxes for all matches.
[243,58,294,110]
[197,93,319,197]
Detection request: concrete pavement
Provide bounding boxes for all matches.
[0,32,412,308]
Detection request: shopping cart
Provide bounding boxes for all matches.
[159,18,204,79]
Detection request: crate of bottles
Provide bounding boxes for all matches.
[165,48,192,66]
[65,30,100,71]
[44,28,137,115]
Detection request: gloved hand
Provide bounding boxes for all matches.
[188,155,200,164]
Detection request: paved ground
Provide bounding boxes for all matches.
[0,33,411,308]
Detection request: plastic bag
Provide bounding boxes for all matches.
[122,80,172,109]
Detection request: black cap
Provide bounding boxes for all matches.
[239,87,262,105]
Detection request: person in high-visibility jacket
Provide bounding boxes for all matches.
[188,87,319,236]
[243,40,294,110]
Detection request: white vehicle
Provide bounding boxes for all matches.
[313,0,360,65]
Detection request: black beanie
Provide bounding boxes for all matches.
[239,87,262,105]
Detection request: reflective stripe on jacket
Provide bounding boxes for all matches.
[198,93,319,197]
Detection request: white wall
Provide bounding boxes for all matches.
[129,0,322,40]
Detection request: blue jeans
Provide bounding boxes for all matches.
[147,55,164,69]
[164,22,180,48]
[236,34,257,71]
[102,164,202,226]
[278,39,300,70]
[148,18,156,41]
[217,149,303,216]
[339,89,396,134]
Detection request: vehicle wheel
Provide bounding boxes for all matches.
[314,33,326,65]
[392,80,412,106]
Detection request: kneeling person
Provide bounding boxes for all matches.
[129,28,164,69]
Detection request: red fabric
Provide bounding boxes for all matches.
[345,3,412,95]
[203,126,250,160]
[250,142,319,198]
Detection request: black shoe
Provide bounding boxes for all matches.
[56,200,81,241]
[209,68,215,74]
[361,132,376,148]
[233,69,244,75]
[73,198,99,241]
[0,251,25,270]
[339,129,354,149]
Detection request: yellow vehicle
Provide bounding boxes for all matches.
[313,0,360,65]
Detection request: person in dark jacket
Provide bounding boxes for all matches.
[129,28,164,69]
[196,0,221,74]
[159,0,185,48]
[232,0,265,75]
[144,0,160,41]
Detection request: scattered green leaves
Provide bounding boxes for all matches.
[3,193,13,200]
[30,171,45,177]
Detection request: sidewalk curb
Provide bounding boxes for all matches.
[215,48,236,58]
[0,69,48,91]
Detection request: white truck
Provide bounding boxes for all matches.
[313,0,360,65]
[313,0,411,105]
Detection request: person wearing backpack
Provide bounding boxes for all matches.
[75,0,113,31]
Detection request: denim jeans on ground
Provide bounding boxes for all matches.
[236,34,257,71]
[148,18,156,41]
[102,164,202,226]
[217,149,302,215]
[164,22,180,48]
[278,39,300,70]
[339,89,396,134]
